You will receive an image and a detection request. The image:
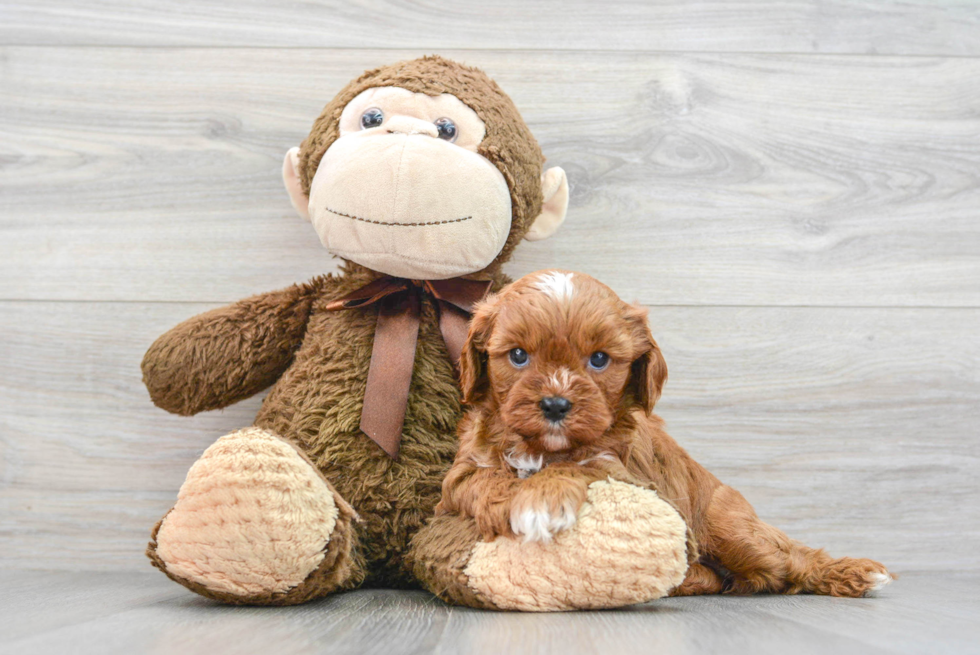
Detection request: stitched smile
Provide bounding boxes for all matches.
[326,207,473,227]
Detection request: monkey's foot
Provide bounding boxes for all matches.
[412,479,690,611]
[147,427,359,605]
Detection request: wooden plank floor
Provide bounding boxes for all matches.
[0,571,977,655]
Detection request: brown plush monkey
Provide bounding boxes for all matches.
[143,56,689,610]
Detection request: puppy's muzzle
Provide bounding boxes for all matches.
[539,396,572,422]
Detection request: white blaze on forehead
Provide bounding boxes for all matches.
[534,271,575,302]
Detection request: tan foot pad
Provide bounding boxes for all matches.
[464,479,689,611]
[155,428,339,597]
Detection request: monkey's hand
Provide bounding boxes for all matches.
[142,282,321,416]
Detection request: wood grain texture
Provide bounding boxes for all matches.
[2,1,979,55]
[0,571,185,644]
[1,301,977,571]
[2,47,978,306]
[2,571,978,654]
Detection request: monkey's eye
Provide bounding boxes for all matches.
[434,117,457,142]
[509,348,529,368]
[588,352,610,371]
[360,108,384,129]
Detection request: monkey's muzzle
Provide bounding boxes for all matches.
[307,132,512,280]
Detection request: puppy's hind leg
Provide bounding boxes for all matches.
[669,562,726,596]
[704,485,892,598]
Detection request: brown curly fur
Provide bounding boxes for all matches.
[437,271,892,598]
[143,56,544,597]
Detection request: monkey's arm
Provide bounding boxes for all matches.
[142,281,326,416]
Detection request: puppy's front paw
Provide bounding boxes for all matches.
[509,503,577,543]
[508,480,585,543]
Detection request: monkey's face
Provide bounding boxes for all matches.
[284,58,570,281]
[303,87,512,280]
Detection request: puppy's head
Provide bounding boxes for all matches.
[460,270,667,454]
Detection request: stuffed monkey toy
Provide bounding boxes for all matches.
[143,56,690,610]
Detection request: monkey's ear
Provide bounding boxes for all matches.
[459,294,499,404]
[524,166,569,241]
[282,146,311,221]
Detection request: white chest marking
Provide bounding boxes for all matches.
[505,450,544,479]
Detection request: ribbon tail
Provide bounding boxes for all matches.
[437,300,471,368]
[426,279,493,314]
[359,288,421,459]
[324,276,410,311]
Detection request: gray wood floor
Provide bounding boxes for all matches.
[0,571,976,655]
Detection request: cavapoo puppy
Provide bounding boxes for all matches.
[436,270,892,597]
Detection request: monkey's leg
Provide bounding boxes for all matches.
[703,485,892,598]
[406,512,500,610]
[409,479,691,611]
[147,427,365,605]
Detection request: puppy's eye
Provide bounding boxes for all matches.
[588,352,610,371]
[509,348,529,368]
[360,108,384,129]
[434,117,457,142]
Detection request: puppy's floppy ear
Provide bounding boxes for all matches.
[460,293,500,404]
[624,303,668,414]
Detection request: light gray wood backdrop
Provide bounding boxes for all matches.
[1,1,978,573]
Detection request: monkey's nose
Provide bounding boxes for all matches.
[539,396,572,422]
[383,115,438,138]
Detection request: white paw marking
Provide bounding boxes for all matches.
[865,572,892,596]
[510,504,578,543]
[535,271,575,302]
[505,450,543,479]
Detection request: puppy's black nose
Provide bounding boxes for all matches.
[539,396,572,422]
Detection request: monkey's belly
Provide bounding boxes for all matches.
[253,301,462,586]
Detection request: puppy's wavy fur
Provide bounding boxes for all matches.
[436,270,892,597]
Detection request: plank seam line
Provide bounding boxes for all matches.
[2,44,980,60]
[1,299,978,310]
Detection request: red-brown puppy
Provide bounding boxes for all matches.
[436,270,892,597]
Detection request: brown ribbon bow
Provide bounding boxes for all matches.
[324,275,492,459]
